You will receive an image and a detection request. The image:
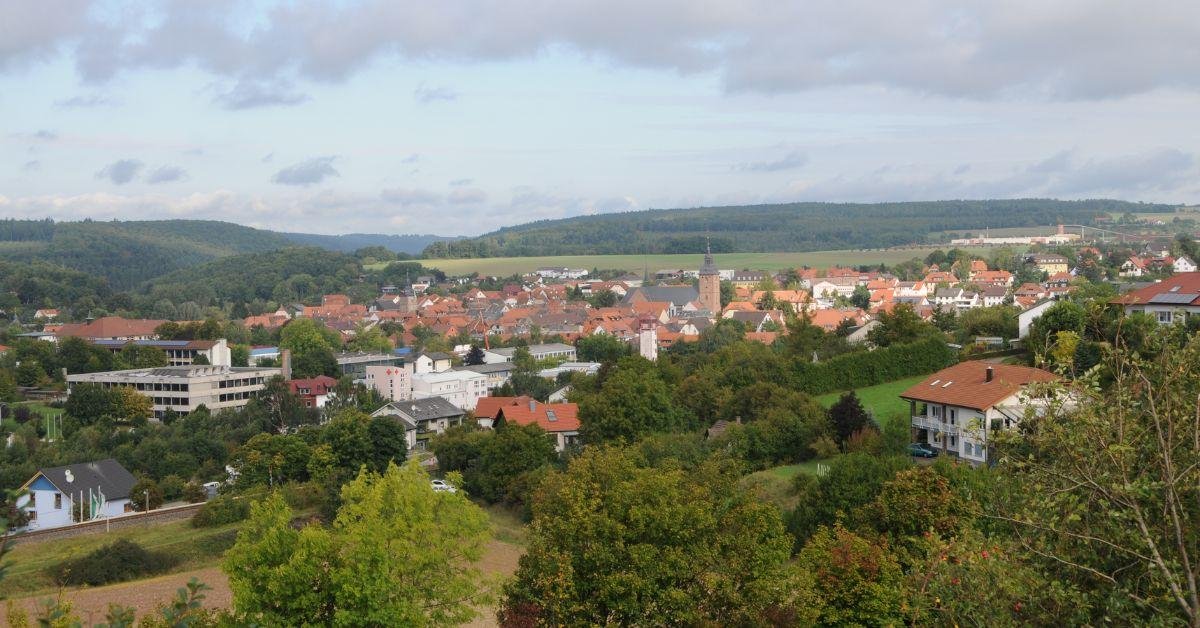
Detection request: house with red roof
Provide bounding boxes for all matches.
[482,396,581,451]
[901,361,1058,465]
[288,375,338,408]
[1112,272,1200,325]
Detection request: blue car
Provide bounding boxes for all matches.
[908,443,940,458]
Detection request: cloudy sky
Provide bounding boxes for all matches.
[2,1,1199,236]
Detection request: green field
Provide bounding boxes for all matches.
[393,246,1001,277]
[816,375,925,423]
[0,518,240,598]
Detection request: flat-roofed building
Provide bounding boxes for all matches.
[67,365,281,419]
[335,352,403,382]
[411,370,488,410]
[482,343,577,364]
[365,363,414,401]
[91,338,232,367]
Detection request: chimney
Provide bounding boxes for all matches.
[281,349,292,381]
[985,366,994,383]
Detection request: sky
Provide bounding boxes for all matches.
[2,1,1199,237]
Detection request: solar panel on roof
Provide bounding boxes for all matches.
[1147,293,1200,305]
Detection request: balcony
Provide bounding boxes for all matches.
[911,415,959,436]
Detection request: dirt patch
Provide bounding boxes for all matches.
[3,567,229,627]
[4,540,523,627]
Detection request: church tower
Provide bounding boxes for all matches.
[698,241,721,316]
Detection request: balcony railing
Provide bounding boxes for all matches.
[911,415,960,436]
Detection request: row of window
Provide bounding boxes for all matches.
[152,397,189,406]
[218,391,254,403]
[217,377,267,388]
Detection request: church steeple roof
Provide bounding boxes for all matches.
[699,240,718,276]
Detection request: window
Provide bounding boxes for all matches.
[1158,310,1173,324]
[54,493,61,509]
[931,406,941,418]
[949,409,957,425]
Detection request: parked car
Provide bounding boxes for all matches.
[908,443,940,458]
[430,479,457,493]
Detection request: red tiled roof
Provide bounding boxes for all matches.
[900,361,1058,411]
[288,375,338,397]
[1113,272,1200,306]
[56,316,167,340]
[474,396,535,420]
[497,400,580,433]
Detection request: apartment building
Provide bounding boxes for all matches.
[411,370,488,410]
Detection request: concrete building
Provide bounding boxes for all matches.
[411,370,488,410]
[482,343,577,364]
[365,363,414,402]
[92,338,232,367]
[453,362,516,390]
[335,352,403,382]
[67,365,281,419]
[413,352,452,374]
[16,459,137,530]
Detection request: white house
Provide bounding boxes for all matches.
[901,361,1058,465]
[413,352,453,374]
[1175,256,1198,274]
[17,459,137,530]
[1113,273,1200,325]
[1018,299,1057,339]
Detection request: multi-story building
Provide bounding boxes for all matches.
[411,370,488,410]
[67,364,281,419]
[371,397,466,451]
[92,338,232,367]
[365,363,414,402]
[482,343,577,364]
[901,361,1058,465]
[335,352,403,382]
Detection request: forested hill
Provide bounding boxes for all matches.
[278,231,458,255]
[0,219,295,289]
[422,198,1172,258]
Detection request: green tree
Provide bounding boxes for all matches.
[321,410,374,472]
[500,447,810,625]
[366,417,408,472]
[587,288,618,308]
[346,323,392,354]
[796,524,905,626]
[467,423,557,503]
[129,477,164,511]
[118,344,169,369]
[464,344,486,366]
[234,433,312,488]
[224,461,491,626]
[850,284,872,310]
[575,334,631,364]
[578,356,686,442]
[64,382,118,425]
[828,391,872,446]
[867,303,935,347]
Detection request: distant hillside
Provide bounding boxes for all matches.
[422,198,1173,258]
[0,219,295,289]
[280,232,458,255]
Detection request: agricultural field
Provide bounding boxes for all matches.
[400,246,1001,277]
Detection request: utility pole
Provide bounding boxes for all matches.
[144,489,150,513]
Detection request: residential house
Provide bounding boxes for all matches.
[288,375,338,408]
[1176,256,1198,273]
[17,459,137,530]
[370,397,465,451]
[33,309,59,320]
[901,361,1058,464]
[1027,254,1069,275]
[1018,299,1057,339]
[978,285,1008,307]
[414,352,453,374]
[1112,273,1200,324]
[730,270,769,288]
[494,398,581,452]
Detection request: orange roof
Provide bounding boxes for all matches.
[970,260,988,272]
[497,400,580,433]
[475,396,535,419]
[744,331,779,345]
[723,301,758,313]
[900,361,1058,411]
[1113,272,1200,306]
[808,308,865,331]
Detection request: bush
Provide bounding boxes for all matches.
[191,495,250,528]
[182,481,207,503]
[280,481,326,511]
[130,477,164,511]
[159,475,185,502]
[50,539,177,586]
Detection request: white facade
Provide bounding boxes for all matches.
[365,364,413,401]
[482,343,577,364]
[411,370,488,410]
[910,394,1027,463]
[638,322,658,361]
[17,487,130,530]
[1018,300,1056,338]
[1176,257,1198,273]
[66,365,281,419]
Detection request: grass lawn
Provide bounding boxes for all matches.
[482,503,528,547]
[13,401,63,417]
[816,375,925,425]
[741,459,834,511]
[0,518,241,598]
[375,246,1002,277]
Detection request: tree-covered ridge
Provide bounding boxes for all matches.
[0,219,295,289]
[424,198,1172,258]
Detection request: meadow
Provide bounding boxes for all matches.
[398,246,1002,277]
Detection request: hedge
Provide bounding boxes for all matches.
[793,336,957,396]
[191,495,250,528]
[50,539,177,587]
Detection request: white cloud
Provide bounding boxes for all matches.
[95,158,143,185]
[272,156,339,186]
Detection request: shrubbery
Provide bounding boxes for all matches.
[50,539,177,586]
[191,495,250,528]
[793,336,956,396]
